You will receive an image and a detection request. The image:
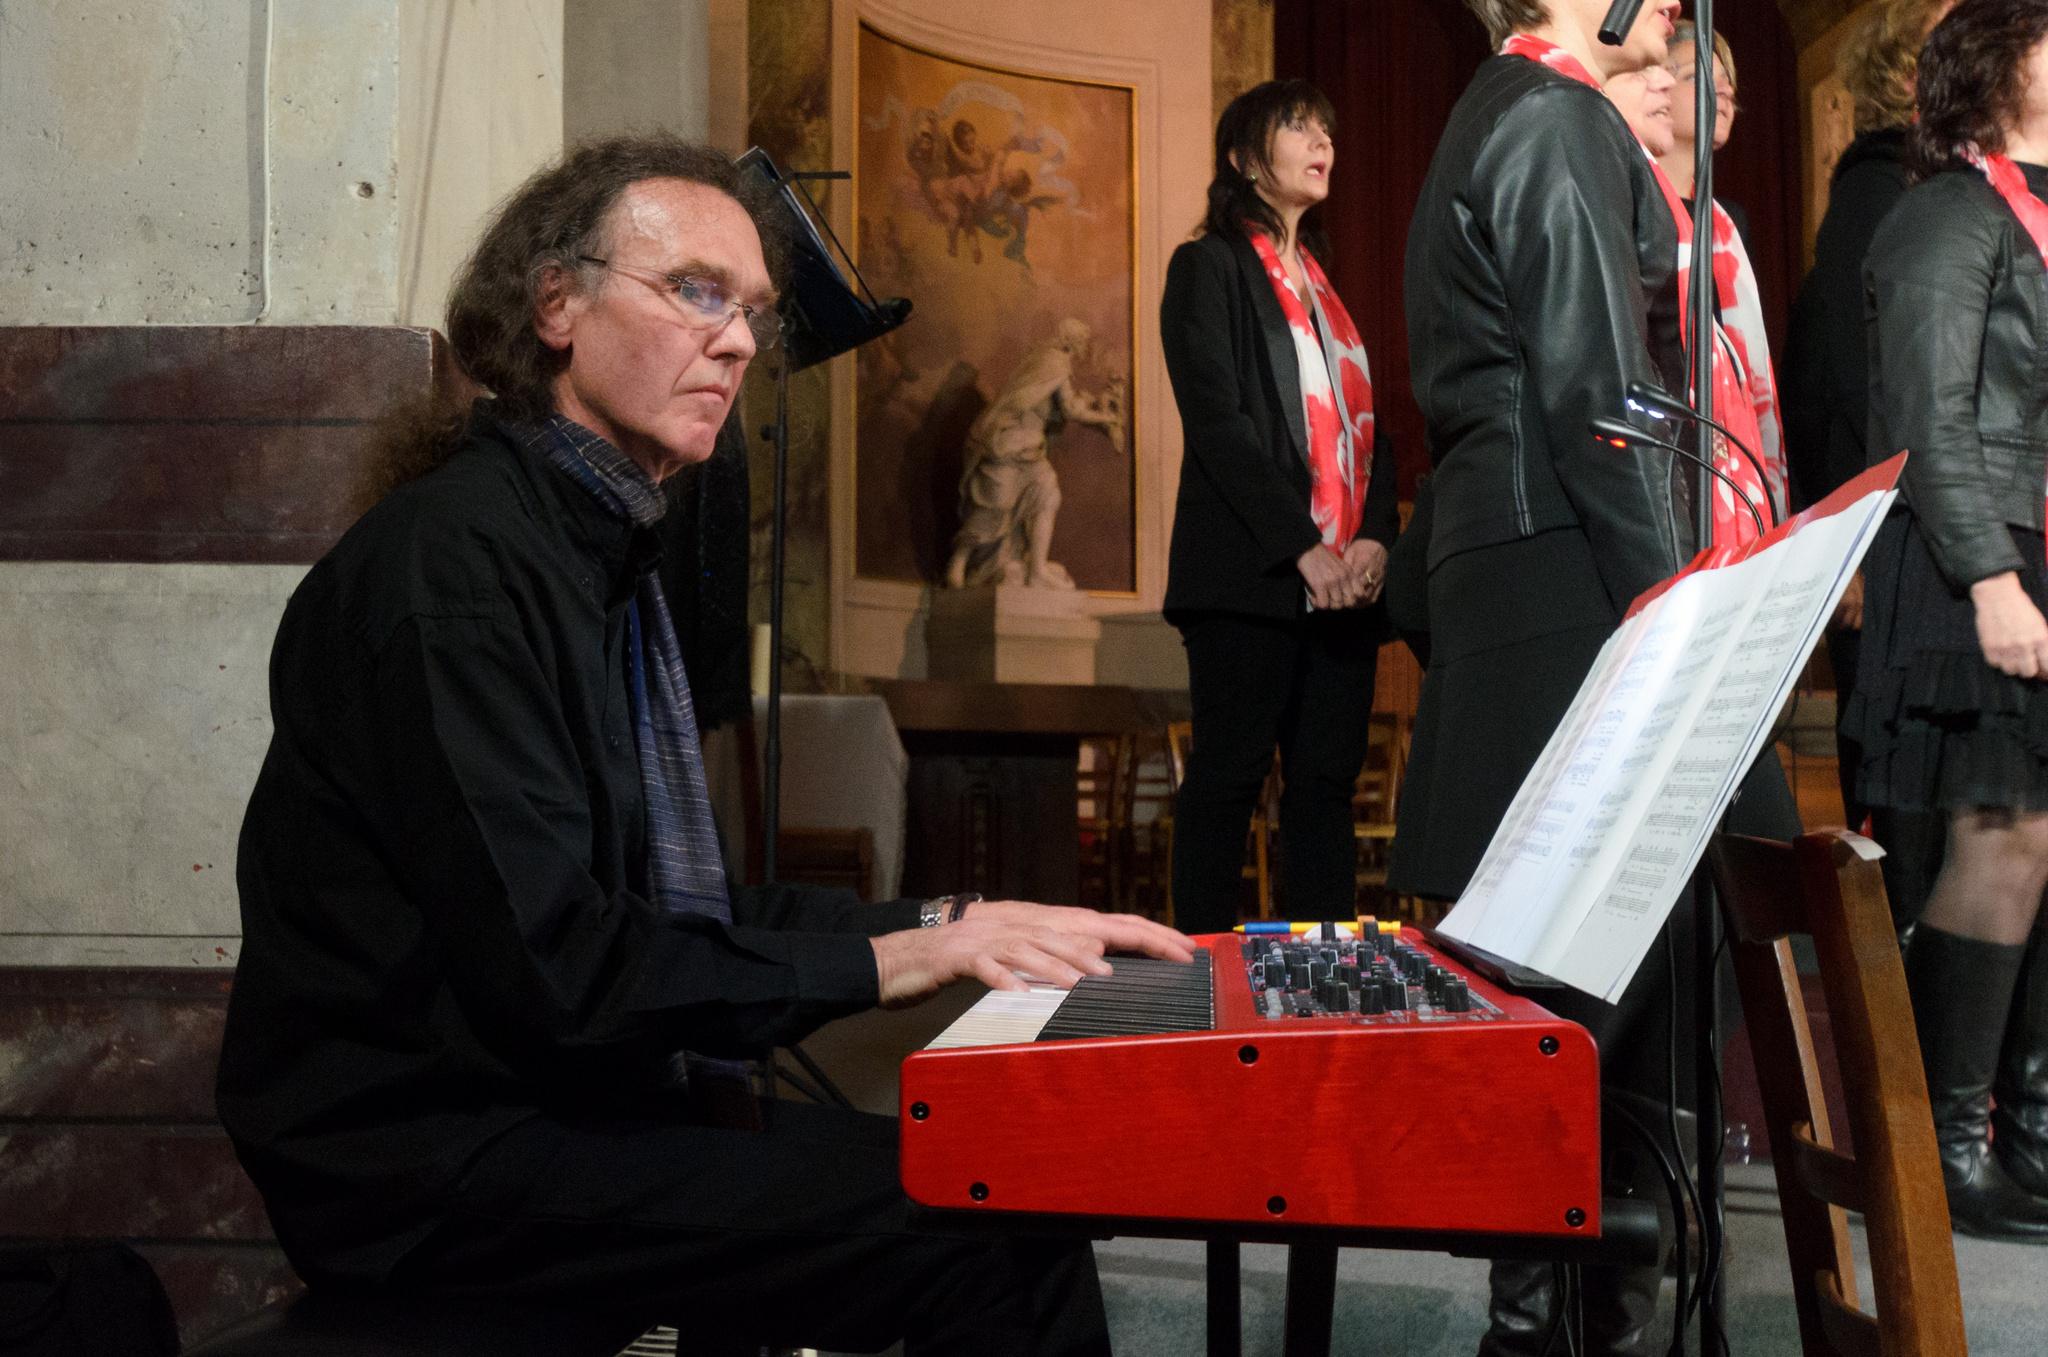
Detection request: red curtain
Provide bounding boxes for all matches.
[1274,1,1803,499]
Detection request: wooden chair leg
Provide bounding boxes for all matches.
[1254,817,1273,921]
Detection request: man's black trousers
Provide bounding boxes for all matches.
[1171,609,1382,934]
[380,1101,1110,1356]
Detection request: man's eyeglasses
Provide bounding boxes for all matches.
[578,256,783,349]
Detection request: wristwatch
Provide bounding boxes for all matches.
[919,892,983,927]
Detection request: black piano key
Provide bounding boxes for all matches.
[1035,950,1215,1042]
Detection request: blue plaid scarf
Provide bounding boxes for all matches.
[508,414,732,922]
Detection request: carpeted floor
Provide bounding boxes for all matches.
[1088,1162,2048,1355]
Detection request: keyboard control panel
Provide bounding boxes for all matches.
[1242,929,1501,1022]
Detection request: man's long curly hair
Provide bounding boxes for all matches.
[1909,0,2048,179]
[357,135,786,510]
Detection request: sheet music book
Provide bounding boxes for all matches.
[1437,454,1905,1002]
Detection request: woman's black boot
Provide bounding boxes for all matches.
[1994,924,2048,1199]
[1905,925,2048,1241]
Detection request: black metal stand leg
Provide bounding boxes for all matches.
[761,358,790,885]
[1281,1242,1338,1357]
[1206,1240,1240,1357]
[1697,875,1726,1345]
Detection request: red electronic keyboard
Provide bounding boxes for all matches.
[900,925,1604,1242]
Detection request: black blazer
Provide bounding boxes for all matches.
[1782,128,1908,511]
[1160,230,1398,624]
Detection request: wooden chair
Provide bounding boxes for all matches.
[1116,728,1176,924]
[1705,829,1967,1356]
[1354,713,1408,894]
[1077,736,1123,912]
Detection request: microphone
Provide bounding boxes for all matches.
[1599,0,1648,46]
[1625,381,1780,526]
[1590,416,1768,543]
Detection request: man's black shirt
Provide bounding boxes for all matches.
[218,413,915,1277]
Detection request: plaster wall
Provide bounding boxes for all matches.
[1,0,402,325]
[0,0,566,331]
[0,563,307,967]
[396,0,566,330]
[0,0,568,963]
[564,0,710,146]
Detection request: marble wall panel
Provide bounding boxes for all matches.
[0,326,451,564]
[0,1128,272,1239]
[0,969,230,1119]
[0,563,306,967]
[142,1248,303,1350]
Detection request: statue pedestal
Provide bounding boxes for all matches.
[925,585,1102,686]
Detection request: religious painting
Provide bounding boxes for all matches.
[854,23,1136,594]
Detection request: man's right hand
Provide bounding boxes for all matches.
[870,909,1192,1009]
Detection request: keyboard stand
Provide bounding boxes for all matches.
[913,1199,1660,1357]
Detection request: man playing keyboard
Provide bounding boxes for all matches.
[215,134,1193,1357]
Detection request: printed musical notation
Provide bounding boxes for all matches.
[1440,456,1904,1001]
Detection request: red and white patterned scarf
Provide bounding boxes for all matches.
[1505,33,1782,549]
[1247,230,1375,547]
[1959,143,2048,556]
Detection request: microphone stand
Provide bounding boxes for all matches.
[1600,2,1728,1348]
[1686,4,1728,1346]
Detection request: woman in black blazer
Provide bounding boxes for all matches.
[1159,79,1398,934]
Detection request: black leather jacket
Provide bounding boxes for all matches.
[1405,54,1689,612]
[1867,167,2048,590]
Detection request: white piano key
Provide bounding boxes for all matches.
[924,983,1067,1049]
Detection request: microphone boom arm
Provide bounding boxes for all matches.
[1590,416,1768,544]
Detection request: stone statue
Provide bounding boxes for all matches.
[943,318,1125,590]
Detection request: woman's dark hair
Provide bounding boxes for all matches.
[1200,79,1337,257]
[1909,0,2048,179]
[358,134,787,507]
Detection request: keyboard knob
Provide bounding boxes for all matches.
[1359,981,1385,1015]
[1383,981,1407,1011]
[1445,980,1472,1013]
[1265,958,1287,988]
[1338,963,1361,990]
[1288,962,1311,991]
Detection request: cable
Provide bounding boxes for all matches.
[1602,1090,1692,1357]
[1667,926,1704,1357]
[1589,418,1768,542]
[1625,381,1780,527]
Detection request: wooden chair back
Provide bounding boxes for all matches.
[1705,830,1966,1357]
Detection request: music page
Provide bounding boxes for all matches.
[1438,457,1902,1002]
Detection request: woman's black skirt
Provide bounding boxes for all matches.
[1842,511,2048,812]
